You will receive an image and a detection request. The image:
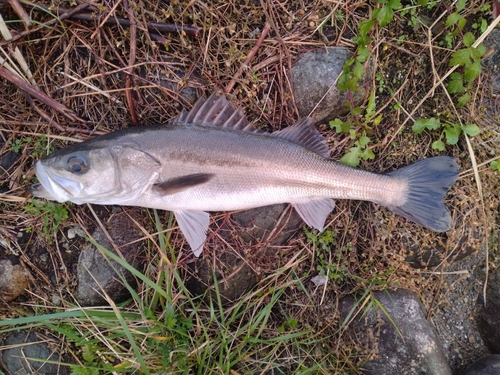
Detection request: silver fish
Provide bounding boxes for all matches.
[29,94,459,256]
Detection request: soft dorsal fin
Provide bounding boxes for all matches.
[271,118,330,158]
[175,93,259,132]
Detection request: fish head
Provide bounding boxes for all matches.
[30,140,161,205]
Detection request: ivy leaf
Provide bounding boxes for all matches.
[432,140,446,151]
[444,124,461,145]
[412,117,441,133]
[457,0,466,11]
[463,32,475,47]
[457,93,471,107]
[340,147,361,167]
[461,124,480,136]
[463,61,482,82]
[450,48,471,66]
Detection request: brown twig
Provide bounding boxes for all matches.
[7,0,30,28]
[224,23,271,94]
[0,65,84,124]
[0,2,91,46]
[123,0,138,126]
[0,0,199,39]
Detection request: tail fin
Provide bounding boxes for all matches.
[386,156,459,232]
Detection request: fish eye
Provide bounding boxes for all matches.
[67,156,88,173]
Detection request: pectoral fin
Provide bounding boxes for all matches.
[174,210,210,257]
[292,198,335,231]
[153,173,214,196]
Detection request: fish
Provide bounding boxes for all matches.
[29,93,459,256]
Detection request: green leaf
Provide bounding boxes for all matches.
[361,148,375,160]
[373,113,383,126]
[444,124,461,145]
[350,106,362,116]
[432,140,446,151]
[357,45,371,62]
[388,0,402,9]
[461,124,480,136]
[449,48,471,66]
[340,147,361,167]
[445,12,462,27]
[358,19,375,37]
[463,32,475,47]
[457,0,466,12]
[457,92,471,107]
[447,73,465,94]
[365,91,376,118]
[412,117,441,133]
[357,136,370,147]
[464,61,482,82]
[474,44,487,58]
[353,60,365,80]
[492,160,500,171]
[376,5,394,27]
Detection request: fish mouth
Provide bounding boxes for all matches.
[30,161,82,202]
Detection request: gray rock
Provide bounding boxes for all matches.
[403,225,479,268]
[463,355,500,375]
[185,250,257,304]
[76,212,145,306]
[292,46,372,123]
[0,149,19,176]
[219,204,303,246]
[478,266,500,354]
[1,331,69,375]
[0,257,29,302]
[340,288,452,375]
[186,204,304,303]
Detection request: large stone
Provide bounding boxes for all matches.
[0,257,29,302]
[0,331,70,375]
[340,288,452,375]
[76,212,145,306]
[478,266,500,354]
[292,46,372,124]
[463,355,500,375]
[186,204,303,303]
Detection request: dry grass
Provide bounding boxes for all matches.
[0,0,499,374]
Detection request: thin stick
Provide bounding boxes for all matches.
[224,23,271,94]
[124,0,138,126]
[0,2,91,47]
[0,65,84,124]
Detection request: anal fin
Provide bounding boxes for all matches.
[174,210,210,257]
[292,198,335,231]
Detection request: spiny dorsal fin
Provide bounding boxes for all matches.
[175,93,259,132]
[272,118,330,158]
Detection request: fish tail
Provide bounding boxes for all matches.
[386,156,459,232]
